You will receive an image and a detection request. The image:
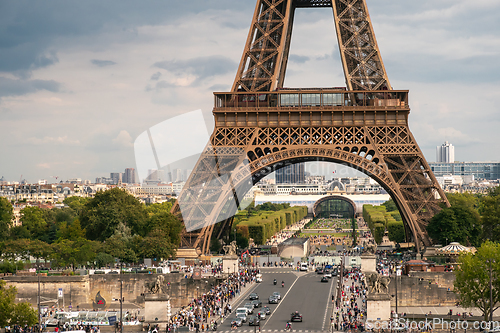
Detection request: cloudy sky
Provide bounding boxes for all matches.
[1,0,499,184]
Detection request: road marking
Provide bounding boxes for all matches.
[321,277,337,331]
[261,275,300,329]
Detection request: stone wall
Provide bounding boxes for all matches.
[2,273,219,311]
[388,272,457,307]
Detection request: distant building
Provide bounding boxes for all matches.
[275,163,305,184]
[124,168,137,184]
[429,162,500,180]
[436,141,455,163]
[110,172,123,185]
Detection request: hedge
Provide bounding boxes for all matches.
[234,206,307,245]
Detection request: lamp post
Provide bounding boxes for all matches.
[37,262,41,333]
[233,263,236,275]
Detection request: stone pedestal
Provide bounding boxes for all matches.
[222,255,239,275]
[361,254,377,273]
[145,294,171,328]
[366,293,391,322]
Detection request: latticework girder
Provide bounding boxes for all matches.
[173,0,448,254]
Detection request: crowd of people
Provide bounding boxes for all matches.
[334,268,367,332]
[166,268,259,332]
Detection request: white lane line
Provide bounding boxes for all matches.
[261,275,301,329]
[321,277,337,331]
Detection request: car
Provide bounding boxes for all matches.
[332,268,338,277]
[248,315,260,326]
[261,306,271,315]
[249,293,259,300]
[251,300,263,308]
[244,303,254,314]
[256,311,266,320]
[321,276,328,282]
[256,274,263,283]
[268,296,278,304]
[236,307,248,316]
[324,271,332,278]
[236,313,247,323]
[272,291,281,300]
[316,268,324,274]
[291,311,303,322]
[231,318,243,327]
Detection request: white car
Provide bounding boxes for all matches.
[256,274,263,283]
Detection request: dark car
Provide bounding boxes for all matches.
[321,276,328,282]
[291,311,303,322]
[251,300,263,308]
[316,268,324,274]
[268,296,278,304]
[261,306,271,315]
[248,315,261,326]
[249,293,259,300]
[332,268,338,277]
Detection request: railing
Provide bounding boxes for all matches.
[214,89,409,110]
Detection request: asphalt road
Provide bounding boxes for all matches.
[219,267,337,332]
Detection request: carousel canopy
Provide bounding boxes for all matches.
[436,242,476,255]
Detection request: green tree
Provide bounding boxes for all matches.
[382,199,398,212]
[146,211,183,246]
[63,196,89,216]
[427,205,481,247]
[481,187,500,241]
[94,252,115,268]
[0,280,37,326]
[454,241,500,320]
[10,302,38,326]
[138,229,177,260]
[0,197,13,241]
[80,188,148,241]
[20,206,47,240]
[0,280,17,326]
[145,201,173,216]
[57,219,86,241]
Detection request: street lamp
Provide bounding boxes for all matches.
[233,263,236,274]
[37,262,41,333]
[196,286,199,300]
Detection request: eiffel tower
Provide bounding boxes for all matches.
[172,0,450,254]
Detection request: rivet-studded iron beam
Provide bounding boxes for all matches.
[172,0,449,254]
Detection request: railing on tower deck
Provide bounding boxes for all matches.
[213,89,409,111]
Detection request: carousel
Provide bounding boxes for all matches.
[436,242,476,263]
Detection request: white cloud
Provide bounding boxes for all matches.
[113,130,133,148]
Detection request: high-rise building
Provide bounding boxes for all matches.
[124,168,137,184]
[275,163,305,184]
[436,141,455,163]
[173,169,183,182]
[110,172,123,185]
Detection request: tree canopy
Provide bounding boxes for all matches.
[0,280,38,327]
[454,241,500,320]
[80,188,148,241]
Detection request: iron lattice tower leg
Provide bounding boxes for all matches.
[172,0,449,254]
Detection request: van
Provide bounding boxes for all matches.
[300,263,308,271]
[236,307,249,315]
